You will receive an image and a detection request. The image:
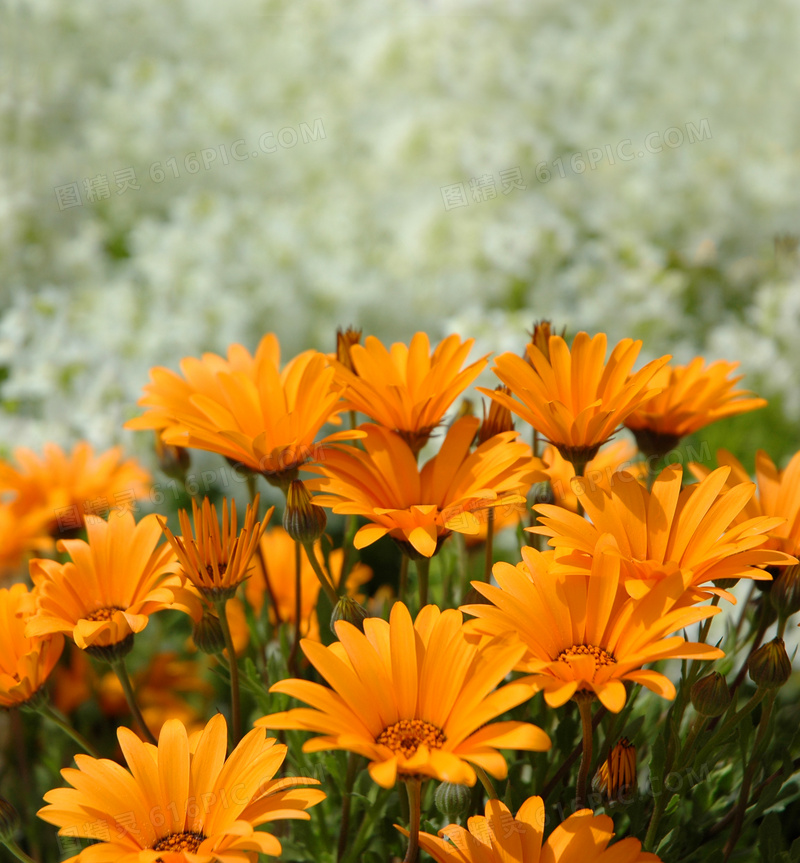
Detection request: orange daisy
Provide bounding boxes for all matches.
[411,796,660,863]
[159,496,272,601]
[257,601,550,788]
[125,333,359,481]
[332,332,488,453]
[689,449,800,559]
[0,441,151,535]
[462,544,724,712]
[531,464,797,599]
[0,502,53,581]
[306,416,539,558]
[480,331,670,471]
[26,512,180,658]
[244,526,372,640]
[38,714,325,862]
[625,358,767,457]
[0,583,64,709]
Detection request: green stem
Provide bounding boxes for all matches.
[403,778,422,863]
[342,787,392,863]
[214,599,242,745]
[677,714,707,772]
[0,840,38,863]
[288,540,303,677]
[483,509,495,583]
[337,753,360,862]
[399,554,410,605]
[695,688,767,769]
[415,556,430,609]
[302,541,340,607]
[474,765,498,799]
[111,657,157,745]
[723,691,777,862]
[575,694,594,808]
[38,702,101,758]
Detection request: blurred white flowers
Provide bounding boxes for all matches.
[3,0,800,450]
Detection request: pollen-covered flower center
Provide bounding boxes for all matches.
[556,643,617,667]
[84,605,124,622]
[377,719,446,759]
[153,831,205,855]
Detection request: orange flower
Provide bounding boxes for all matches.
[625,358,767,456]
[539,439,642,513]
[307,416,539,558]
[0,441,151,536]
[0,502,53,581]
[332,332,488,453]
[26,512,179,657]
[245,526,372,640]
[258,602,550,787]
[480,332,670,470]
[0,583,64,709]
[125,334,359,480]
[159,496,272,601]
[412,796,660,863]
[38,714,325,862]
[463,545,723,712]
[531,464,797,599]
[689,449,800,559]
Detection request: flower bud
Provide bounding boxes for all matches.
[770,564,800,619]
[748,637,792,689]
[477,387,515,445]
[691,671,731,717]
[593,738,636,802]
[336,326,362,374]
[192,612,226,655]
[283,481,327,544]
[154,433,190,480]
[330,596,369,634]
[0,796,20,842]
[527,320,565,365]
[435,782,472,822]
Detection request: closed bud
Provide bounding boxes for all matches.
[154,433,190,480]
[691,671,731,717]
[0,796,20,842]
[748,637,792,689]
[435,782,472,822]
[593,738,636,802]
[330,596,369,633]
[770,564,800,619]
[283,481,327,544]
[527,319,565,365]
[336,326,362,374]
[192,612,226,655]
[478,386,515,445]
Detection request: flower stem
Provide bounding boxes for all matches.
[415,557,430,609]
[403,778,422,863]
[399,554,410,604]
[110,657,157,745]
[0,839,38,863]
[483,509,495,583]
[214,599,242,745]
[336,752,360,862]
[302,541,340,606]
[575,693,594,808]
[723,691,777,862]
[288,540,303,676]
[474,765,498,799]
[37,702,101,758]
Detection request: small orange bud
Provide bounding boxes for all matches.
[593,738,636,802]
[336,326,362,374]
[477,386,515,445]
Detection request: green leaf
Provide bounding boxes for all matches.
[650,733,667,791]
[759,812,785,861]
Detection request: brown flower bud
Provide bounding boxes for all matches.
[192,612,226,655]
[770,564,800,619]
[691,671,731,717]
[283,481,327,544]
[478,386,515,445]
[336,326,362,374]
[0,796,20,842]
[748,637,792,689]
[593,738,636,802]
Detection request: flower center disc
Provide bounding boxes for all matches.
[153,831,205,856]
[377,718,446,759]
[556,643,617,667]
[84,605,124,622]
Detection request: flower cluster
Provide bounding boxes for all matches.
[0,328,797,863]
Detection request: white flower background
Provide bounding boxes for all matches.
[2,0,800,456]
